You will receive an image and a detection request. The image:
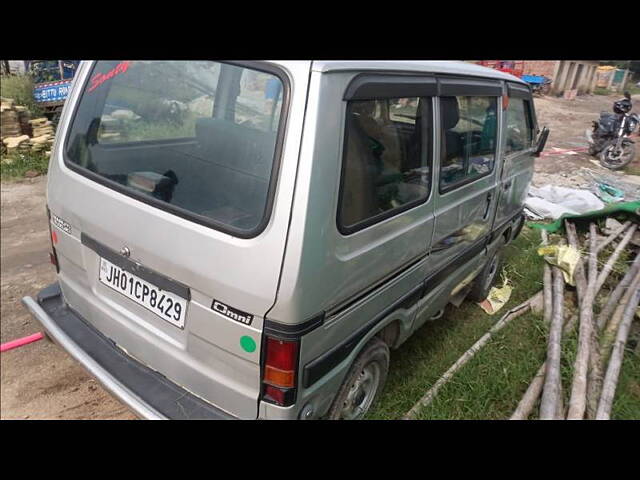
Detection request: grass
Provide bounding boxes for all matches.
[0,151,50,180]
[1,75,50,181]
[624,164,640,176]
[611,345,640,419]
[367,226,639,420]
[0,74,44,116]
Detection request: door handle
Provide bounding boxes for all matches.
[483,192,493,219]
[503,180,512,190]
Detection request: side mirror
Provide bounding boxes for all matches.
[534,126,550,157]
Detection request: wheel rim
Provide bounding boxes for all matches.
[603,145,632,165]
[339,362,381,420]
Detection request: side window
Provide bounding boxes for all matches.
[505,97,534,154]
[439,96,498,191]
[339,97,432,233]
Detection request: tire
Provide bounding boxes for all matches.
[326,336,390,420]
[599,142,635,170]
[588,144,599,157]
[467,239,505,302]
[511,214,525,242]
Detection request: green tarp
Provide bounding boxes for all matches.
[527,201,640,233]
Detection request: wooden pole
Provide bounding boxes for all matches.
[510,314,577,420]
[511,364,545,420]
[599,271,640,369]
[539,267,565,419]
[565,221,587,302]
[567,223,598,419]
[566,220,601,419]
[596,220,631,253]
[403,292,541,420]
[588,227,637,418]
[541,230,553,325]
[594,224,637,295]
[586,329,604,419]
[595,286,640,420]
[596,252,640,331]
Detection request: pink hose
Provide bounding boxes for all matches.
[1,332,45,353]
[540,147,589,157]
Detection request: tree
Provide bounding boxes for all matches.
[599,60,639,74]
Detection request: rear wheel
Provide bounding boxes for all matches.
[599,142,635,170]
[468,239,505,302]
[326,337,389,420]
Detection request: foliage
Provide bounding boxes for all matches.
[599,60,640,75]
[0,74,44,116]
[0,151,49,180]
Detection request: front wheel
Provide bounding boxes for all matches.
[326,337,389,420]
[599,142,635,170]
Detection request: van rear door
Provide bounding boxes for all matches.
[47,61,310,418]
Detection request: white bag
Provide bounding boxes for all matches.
[525,185,605,220]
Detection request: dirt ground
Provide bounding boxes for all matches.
[532,93,640,197]
[0,92,638,420]
[0,177,135,419]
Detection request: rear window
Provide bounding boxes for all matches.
[65,61,286,237]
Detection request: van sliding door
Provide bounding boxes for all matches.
[424,77,502,311]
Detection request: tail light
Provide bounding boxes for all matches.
[46,207,60,273]
[261,336,299,407]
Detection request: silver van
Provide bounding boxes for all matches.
[23,61,547,420]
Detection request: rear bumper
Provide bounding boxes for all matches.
[22,283,235,420]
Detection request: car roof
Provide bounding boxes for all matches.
[310,60,526,84]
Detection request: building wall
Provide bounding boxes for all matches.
[473,60,600,96]
[522,60,558,77]
[549,60,599,96]
[7,60,26,74]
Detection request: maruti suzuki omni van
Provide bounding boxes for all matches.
[23,60,544,419]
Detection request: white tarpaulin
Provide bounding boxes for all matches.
[525,185,605,220]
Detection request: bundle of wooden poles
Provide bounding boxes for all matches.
[511,218,640,420]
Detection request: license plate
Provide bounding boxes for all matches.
[98,257,187,329]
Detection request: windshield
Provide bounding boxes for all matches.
[65,61,286,236]
[31,60,63,83]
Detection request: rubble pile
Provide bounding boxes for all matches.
[1,97,54,157]
[1,98,23,137]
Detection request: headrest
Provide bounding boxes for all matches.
[440,97,459,131]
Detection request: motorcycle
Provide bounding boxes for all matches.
[586,92,639,170]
